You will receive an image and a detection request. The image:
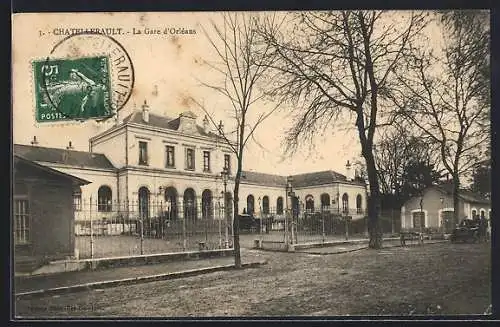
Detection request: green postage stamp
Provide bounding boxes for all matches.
[33,56,112,122]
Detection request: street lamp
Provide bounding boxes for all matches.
[221,167,229,248]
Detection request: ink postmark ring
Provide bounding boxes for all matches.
[33,32,134,123]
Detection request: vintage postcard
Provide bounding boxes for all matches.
[12,11,491,319]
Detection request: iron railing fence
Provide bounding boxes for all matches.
[74,198,233,259]
[249,207,401,245]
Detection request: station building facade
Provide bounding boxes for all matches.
[14,101,368,222]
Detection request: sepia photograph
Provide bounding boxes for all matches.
[11,8,492,319]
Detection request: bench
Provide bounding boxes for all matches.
[400,231,425,246]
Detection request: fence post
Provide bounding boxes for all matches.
[140,200,144,255]
[180,199,187,251]
[218,201,222,248]
[322,214,325,244]
[345,216,349,241]
[259,203,263,248]
[90,196,94,260]
[224,197,229,249]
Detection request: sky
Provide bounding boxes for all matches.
[11,11,450,176]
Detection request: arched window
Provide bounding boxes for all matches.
[471,209,477,218]
[98,186,112,212]
[276,197,284,215]
[164,187,178,220]
[262,196,270,214]
[480,209,485,219]
[138,187,150,219]
[320,193,330,211]
[247,195,255,215]
[305,195,314,213]
[183,188,197,220]
[489,209,491,219]
[342,193,349,213]
[356,194,362,213]
[202,189,213,219]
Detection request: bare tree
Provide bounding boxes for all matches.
[390,10,490,225]
[375,122,442,206]
[257,11,427,248]
[191,13,279,268]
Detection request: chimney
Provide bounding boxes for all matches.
[66,141,74,150]
[203,115,210,134]
[178,111,197,133]
[30,136,39,146]
[346,160,353,181]
[142,99,150,123]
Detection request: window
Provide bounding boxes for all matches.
[305,195,314,213]
[14,199,30,244]
[186,148,195,170]
[165,145,175,168]
[139,141,148,165]
[356,194,362,214]
[224,154,231,174]
[247,195,255,215]
[138,187,150,219]
[276,197,284,215]
[202,189,213,219]
[320,193,330,210]
[203,151,211,172]
[262,196,270,214]
[73,188,82,211]
[98,186,112,212]
[342,193,349,213]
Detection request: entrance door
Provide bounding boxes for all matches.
[442,210,454,233]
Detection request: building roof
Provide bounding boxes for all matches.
[14,154,91,185]
[434,183,490,205]
[240,171,287,187]
[14,144,116,170]
[291,170,363,187]
[240,170,365,188]
[122,111,224,140]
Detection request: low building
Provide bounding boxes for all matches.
[401,183,491,234]
[13,154,90,272]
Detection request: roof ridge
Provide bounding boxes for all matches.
[14,143,107,157]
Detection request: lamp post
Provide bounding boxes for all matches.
[221,167,229,248]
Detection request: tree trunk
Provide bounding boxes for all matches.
[452,173,460,226]
[364,150,383,249]
[232,172,242,269]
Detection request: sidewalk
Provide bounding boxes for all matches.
[295,238,449,255]
[15,250,266,297]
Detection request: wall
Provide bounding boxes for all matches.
[41,164,118,220]
[293,182,367,220]
[401,187,492,230]
[90,128,127,168]
[125,125,236,177]
[401,187,463,229]
[238,183,287,215]
[14,163,75,261]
